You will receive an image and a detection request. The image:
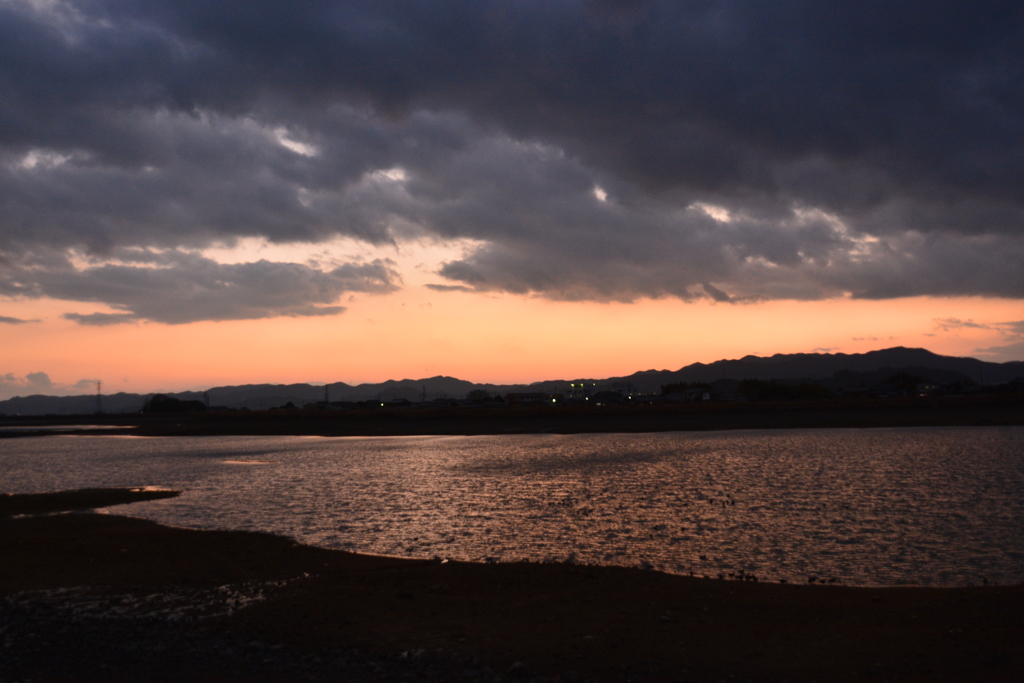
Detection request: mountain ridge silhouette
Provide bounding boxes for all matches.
[2,347,1021,415]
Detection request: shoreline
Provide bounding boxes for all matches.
[2,394,1022,438]
[3,489,1023,682]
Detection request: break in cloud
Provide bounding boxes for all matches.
[1,0,1023,322]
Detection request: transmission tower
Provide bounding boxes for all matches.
[95,380,103,414]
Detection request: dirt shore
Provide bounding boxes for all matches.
[2,489,1022,682]
[0,487,180,517]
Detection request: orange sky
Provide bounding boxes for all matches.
[2,273,1021,395]
[2,240,1022,397]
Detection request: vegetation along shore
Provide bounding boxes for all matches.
[2,392,1023,438]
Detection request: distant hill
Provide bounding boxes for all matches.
[599,347,1022,391]
[1,347,1021,416]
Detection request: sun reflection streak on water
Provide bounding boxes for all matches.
[2,428,1023,587]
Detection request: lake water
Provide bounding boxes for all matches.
[3,427,1023,587]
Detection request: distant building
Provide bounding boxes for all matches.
[662,387,711,402]
[592,390,628,406]
[505,392,559,405]
[427,397,460,408]
[567,382,595,401]
[304,401,358,410]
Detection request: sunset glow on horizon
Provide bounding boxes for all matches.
[3,267,1021,397]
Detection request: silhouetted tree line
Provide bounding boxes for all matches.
[738,380,831,402]
[660,382,711,395]
[141,394,206,414]
[882,372,928,394]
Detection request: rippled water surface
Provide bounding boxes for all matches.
[4,427,1023,587]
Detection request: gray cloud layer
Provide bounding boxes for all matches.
[2,0,1023,320]
[1,248,397,324]
[0,314,36,323]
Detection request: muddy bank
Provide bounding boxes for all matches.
[0,487,179,517]
[2,489,1022,682]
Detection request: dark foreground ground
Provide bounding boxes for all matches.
[2,490,1023,683]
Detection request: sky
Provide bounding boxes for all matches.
[2,0,1023,399]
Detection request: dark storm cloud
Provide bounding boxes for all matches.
[1,249,398,324]
[1,0,1024,319]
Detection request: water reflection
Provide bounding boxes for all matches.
[2,427,1023,587]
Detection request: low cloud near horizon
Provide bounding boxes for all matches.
[2,1,1024,323]
[0,371,100,401]
[0,314,38,324]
